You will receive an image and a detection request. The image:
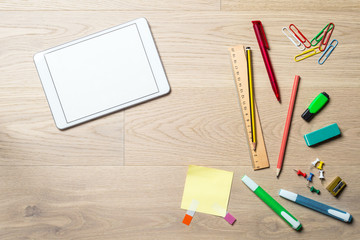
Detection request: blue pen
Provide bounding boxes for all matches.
[279,189,352,223]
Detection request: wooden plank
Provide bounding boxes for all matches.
[221,0,360,12]
[0,166,358,239]
[0,0,220,11]
[0,106,124,165]
[124,87,360,166]
[0,2,359,239]
[0,12,359,90]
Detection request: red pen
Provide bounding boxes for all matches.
[252,20,281,102]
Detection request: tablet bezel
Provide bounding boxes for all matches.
[34,18,170,130]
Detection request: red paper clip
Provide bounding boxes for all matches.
[289,24,311,48]
[319,23,334,51]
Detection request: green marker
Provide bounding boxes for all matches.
[302,92,329,122]
[242,175,302,231]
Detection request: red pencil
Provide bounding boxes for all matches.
[276,75,300,177]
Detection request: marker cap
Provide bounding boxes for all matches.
[301,108,314,122]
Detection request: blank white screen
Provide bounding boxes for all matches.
[44,24,159,123]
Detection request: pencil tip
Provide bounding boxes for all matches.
[276,168,281,177]
[253,142,257,151]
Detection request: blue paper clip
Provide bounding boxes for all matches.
[318,39,338,65]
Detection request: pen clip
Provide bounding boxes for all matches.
[259,21,269,49]
[253,20,269,49]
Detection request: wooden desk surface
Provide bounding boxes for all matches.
[1,1,359,239]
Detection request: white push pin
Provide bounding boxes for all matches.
[319,170,325,180]
[311,158,320,168]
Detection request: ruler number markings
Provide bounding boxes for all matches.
[229,45,269,170]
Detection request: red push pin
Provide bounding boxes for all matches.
[294,169,307,178]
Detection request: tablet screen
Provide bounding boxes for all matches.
[44,23,159,123]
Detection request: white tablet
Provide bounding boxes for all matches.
[34,18,170,130]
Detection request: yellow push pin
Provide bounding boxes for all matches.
[317,161,324,170]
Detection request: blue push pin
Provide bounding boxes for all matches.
[307,172,314,182]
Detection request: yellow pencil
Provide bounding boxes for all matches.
[246,47,256,151]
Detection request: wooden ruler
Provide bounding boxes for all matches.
[229,45,270,170]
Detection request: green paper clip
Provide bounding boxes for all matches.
[310,23,334,46]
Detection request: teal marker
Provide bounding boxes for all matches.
[242,175,302,231]
[302,92,329,122]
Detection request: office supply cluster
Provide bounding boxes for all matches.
[181,20,351,230]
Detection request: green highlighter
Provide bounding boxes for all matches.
[242,175,302,231]
[302,92,329,122]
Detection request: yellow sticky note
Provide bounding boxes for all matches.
[181,165,234,216]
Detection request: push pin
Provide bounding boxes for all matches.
[319,170,325,180]
[307,172,314,182]
[308,185,320,194]
[311,158,320,168]
[317,161,324,170]
[294,169,307,178]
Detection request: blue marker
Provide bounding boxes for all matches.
[279,189,352,223]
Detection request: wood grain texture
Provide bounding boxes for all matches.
[0,166,358,239]
[0,0,220,11]
[0,11,359,89]
[0,110,124,165]
[0,0,359,239]
[125,87,360,166]
[221,0,360,12]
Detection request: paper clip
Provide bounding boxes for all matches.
[318,39,338,65]
[310,23,335,46]
[282,27,305,50]
[319,23,334,51]
[294,46,321,62]
[289,24,311,48]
